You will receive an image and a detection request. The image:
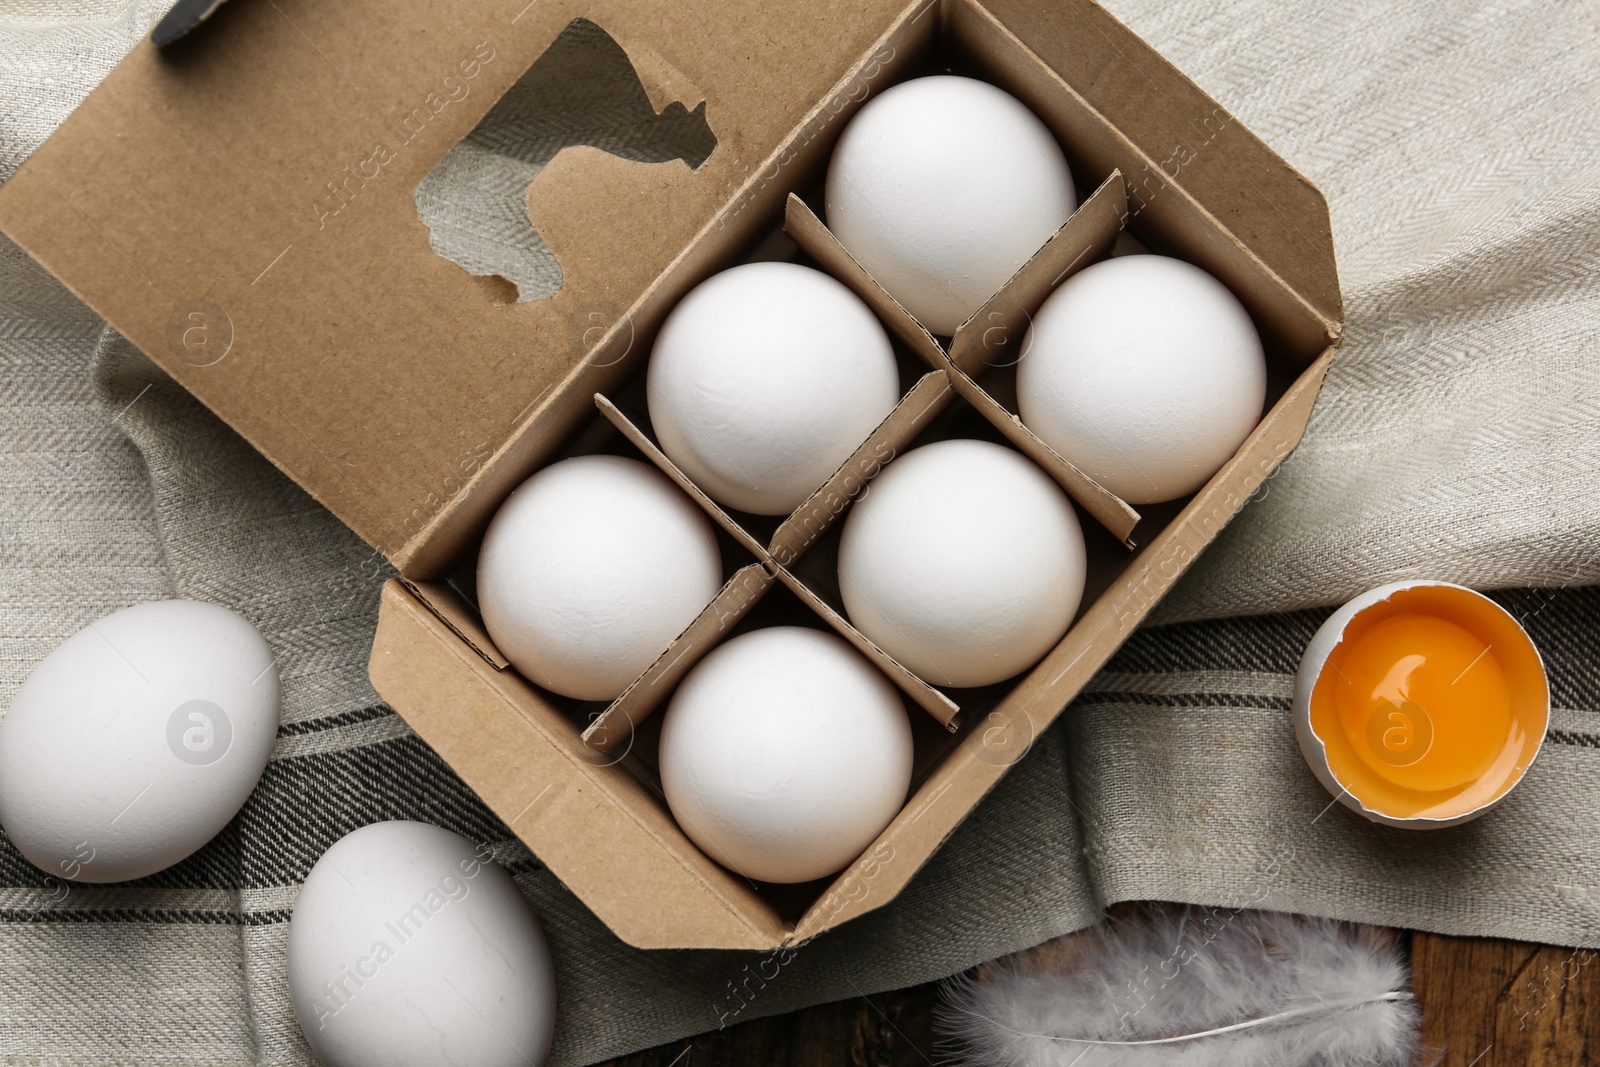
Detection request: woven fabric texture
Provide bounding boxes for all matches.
[2,1,1598,1064]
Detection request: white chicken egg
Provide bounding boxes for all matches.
[837,439,1086,688]
[477,454,723,701]
[0,599,279,882]
[826,75,1077,335]
[658,626,912,883]
[287,821,557,1067]
[1016,254,1267,505]
[647,261,900,516]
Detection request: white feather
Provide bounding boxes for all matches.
[939,907,1422,1067]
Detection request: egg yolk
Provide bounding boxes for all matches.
[1308,586,1546,821]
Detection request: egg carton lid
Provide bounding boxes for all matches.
[0,0,1341,577]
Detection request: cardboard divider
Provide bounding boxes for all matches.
[600,383,964,730]
[944,0,1339,364]
[782,177,1141,545]
[944,170,1126,377]
[940,169,1141,545]
[401,577,510,670]
[942,362,1141,546]
[770,565,962,731]
[594,393,770,561]
[597,353,953,568]
[767,370,954,567]
[783,194,948,371]
[597,382,962,730]
[772,384,1125,712]
[581,562,775,753]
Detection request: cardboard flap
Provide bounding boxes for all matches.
[951,0,1342,341]
[402,578,509,670]
[0,0,912,570]
[370,580,788,949]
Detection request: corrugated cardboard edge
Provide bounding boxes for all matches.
[370,580,789,950]
[783,184,1142,543]
[581,562,774,751]
[767,369,954,566]
[401,577,510,670]
[944,170,1128,377]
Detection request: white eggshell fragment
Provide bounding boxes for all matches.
[1017,254,1267,505]
[288,821,557,1067]
[838,439,1086,688]
[1296,583,1420,828]
[0,600,279,883]
[478,454,723,701]
[826,75,1077,335]
[659,627,912,883]
[647,261,900,515]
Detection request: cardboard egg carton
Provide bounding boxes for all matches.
[0,0,1342,949]
[582,172,1134,742]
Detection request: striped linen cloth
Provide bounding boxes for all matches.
[2,0,1599,1062]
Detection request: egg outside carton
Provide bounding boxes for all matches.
[374,0,1343,950]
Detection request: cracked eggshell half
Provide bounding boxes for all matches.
[1294,581,1548,829]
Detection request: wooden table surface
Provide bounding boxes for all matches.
[594,931,1600,1066]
